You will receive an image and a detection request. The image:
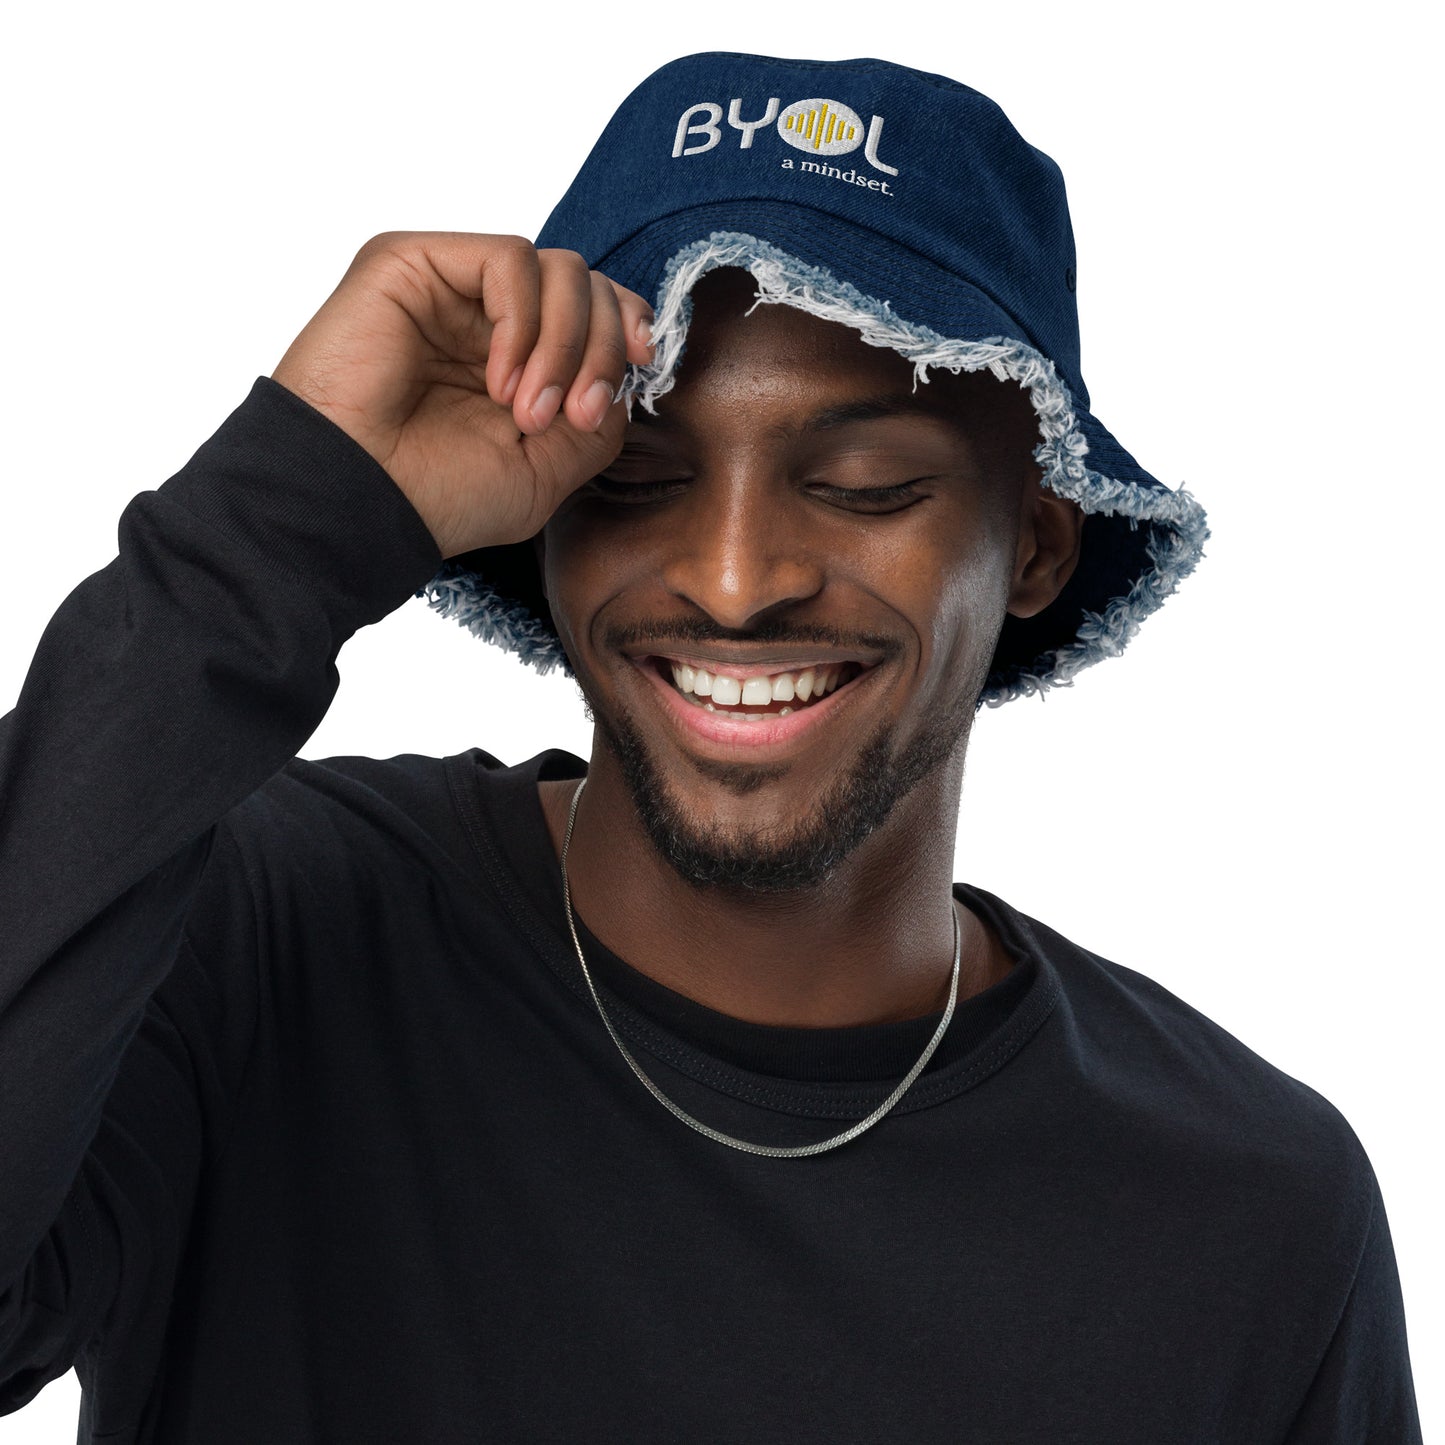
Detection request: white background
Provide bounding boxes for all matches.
[2,0,1438,1437]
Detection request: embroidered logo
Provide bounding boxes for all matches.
[777,99,863,155]
[672,94,899,180]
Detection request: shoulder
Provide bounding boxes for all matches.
[974,885,1380,1245]
[219,745,505,860]
[185,747,513,948]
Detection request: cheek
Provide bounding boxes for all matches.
[540,509,663,662]
[907,524,1017,685]
[538,514,595,664]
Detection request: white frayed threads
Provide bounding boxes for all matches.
[417,570,569,674]
[986,519,1206,706]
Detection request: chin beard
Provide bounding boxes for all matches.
[588,689,977,895]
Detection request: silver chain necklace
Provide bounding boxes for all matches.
[559,776,962,1158]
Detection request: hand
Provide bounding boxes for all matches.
[271,231,655,557]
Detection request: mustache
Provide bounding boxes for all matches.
[602,616,902,659]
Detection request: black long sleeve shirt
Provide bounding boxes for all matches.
[0,380,1421,1442]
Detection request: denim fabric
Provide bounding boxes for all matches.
[542,56,1086,401]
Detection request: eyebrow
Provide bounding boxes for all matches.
[805,396,941,432]
[629,394,944,437]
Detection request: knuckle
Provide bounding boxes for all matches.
[356,230,412,262]
[489,233,536,260]
[346,235,433,301]
[352,234,432,292]
[539,247,589,275]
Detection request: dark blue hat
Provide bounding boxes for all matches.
[418,52,1208,705]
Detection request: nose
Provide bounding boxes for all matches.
[658,474,826,630]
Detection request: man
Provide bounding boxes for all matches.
[0,51,1419,1442]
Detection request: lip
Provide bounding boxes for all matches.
[630,653,880,754]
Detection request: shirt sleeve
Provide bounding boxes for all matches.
[0,378,443,1409]
[1279,1167,1422,1444]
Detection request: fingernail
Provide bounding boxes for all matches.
[503,366,524,403]
[530,386,562,430]
[636,317,653,348]
[581,380,614,431]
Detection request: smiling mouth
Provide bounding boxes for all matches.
[650,657,867,720]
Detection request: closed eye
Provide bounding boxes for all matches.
[583,476,934,511]
[585,475,688,503]
[806,480,932,513]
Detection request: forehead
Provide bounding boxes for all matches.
[665,267,911,396]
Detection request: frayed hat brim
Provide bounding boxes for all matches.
[416,227,1207,708]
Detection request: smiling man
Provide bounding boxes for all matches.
[534,266,1080,1032]
[0,52,1420,1444]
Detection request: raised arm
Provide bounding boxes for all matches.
[0,233,651,1408]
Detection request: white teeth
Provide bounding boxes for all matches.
[778,706,793,716]
[665,659,857,708]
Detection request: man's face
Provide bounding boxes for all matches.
[540,267,1043,892]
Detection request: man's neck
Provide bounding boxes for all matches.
[536,753,1012,1030]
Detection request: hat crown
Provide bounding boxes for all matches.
[537,52,1084,400]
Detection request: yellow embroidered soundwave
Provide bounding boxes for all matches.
[783,104,858,150]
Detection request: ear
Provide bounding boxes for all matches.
[1007,487,1084,620]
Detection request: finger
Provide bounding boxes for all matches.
[475,237,541,407]
[361,232,542,408]
[563,274,629,433]
[606,279,656,367]
[514,249,593,436]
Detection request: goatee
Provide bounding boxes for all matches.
[589,689,977,895]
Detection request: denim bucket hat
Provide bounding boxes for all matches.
[417,52,1209,705]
